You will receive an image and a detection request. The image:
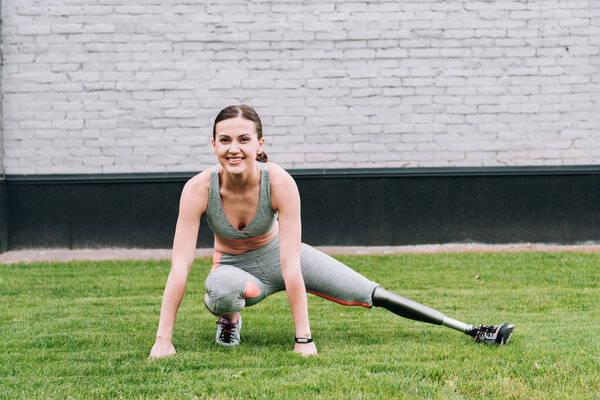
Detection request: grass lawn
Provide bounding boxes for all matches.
[1,252,599,399]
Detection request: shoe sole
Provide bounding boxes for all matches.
[495,323,515,345]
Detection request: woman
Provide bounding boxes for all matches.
[149,105,514,359]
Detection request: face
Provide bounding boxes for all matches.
[212,117,265,174]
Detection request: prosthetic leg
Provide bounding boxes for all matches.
[372,287,474,333]
[371,287,515,344]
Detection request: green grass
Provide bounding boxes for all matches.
[1,252,599,399]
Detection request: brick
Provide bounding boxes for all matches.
[52,102,84,112]
[444,29,476,39]
[132,91,164,100]
[435,114,465,124]
[103,147,134,156]
[32,73,67,84]
[164,109,196,118]
[399,38,430,48]
[503,47,537,57]
[18,25,50,35]
[53,120,85,130]
[20,121,52,130]
[567,46,599,56]
[53,138,84,148]
[402,78,434,87]
[3,53,36,64]
[434,77,466,87]
[51,24,85,34]
[82,156,114,166]
[440,48,472,57]
[303,22,337,32]
[15,6,44,16]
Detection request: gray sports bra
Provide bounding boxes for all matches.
[205,162,277,241]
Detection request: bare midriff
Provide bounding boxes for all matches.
[213,225,279,255]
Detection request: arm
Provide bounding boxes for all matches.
[149,173,208,359]
[270,164,318,356]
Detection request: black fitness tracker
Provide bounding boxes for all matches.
[294,337,313,343]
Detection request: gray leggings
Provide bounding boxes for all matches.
[204,234,379,316]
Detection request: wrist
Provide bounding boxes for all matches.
[155,334,172,343]
[294,326,311,338]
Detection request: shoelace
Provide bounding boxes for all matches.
[476,325,498,339]
[217,319,236,343]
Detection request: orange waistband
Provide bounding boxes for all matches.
[213,228,278,255]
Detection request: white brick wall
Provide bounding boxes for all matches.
[0,3,3,176]
[1,0,599,174]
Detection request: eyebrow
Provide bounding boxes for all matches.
[216,133,253,138]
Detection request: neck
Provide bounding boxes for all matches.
[220,162,260,193]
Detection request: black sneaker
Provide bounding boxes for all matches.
[469,323,514,345]
[215,314,242,347]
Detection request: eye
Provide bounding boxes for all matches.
[219,138,229,143]
[240,137,250,142]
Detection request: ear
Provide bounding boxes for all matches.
[257,137,265,154]
[212,138,216,154]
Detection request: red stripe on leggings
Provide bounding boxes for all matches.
[307,291,372,309]
[212,251,221,271]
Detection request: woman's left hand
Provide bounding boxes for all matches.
[148,339,176,360]
[294,341,318,356]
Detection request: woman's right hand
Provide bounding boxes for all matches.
[148,339,176,360]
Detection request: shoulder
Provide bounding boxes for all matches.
[266,161,294,186]
[267,161,294,181]
[179,166,215,213]
[267,162,299,211]
[184,166,214,191]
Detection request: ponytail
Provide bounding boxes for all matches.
[256,152,268,162]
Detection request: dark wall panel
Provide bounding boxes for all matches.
[7,179,214,250]
[3,167,600,251]
[296,174,600,245]
[0,180,8,252]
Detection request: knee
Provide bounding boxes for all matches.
[204,267,246,315]
[204,291,245,316]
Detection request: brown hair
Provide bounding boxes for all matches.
[213,104,268,162]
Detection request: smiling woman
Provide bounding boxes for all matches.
[148,104,514,360]
[212,105,268,163]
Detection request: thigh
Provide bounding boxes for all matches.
[300,244,379,308]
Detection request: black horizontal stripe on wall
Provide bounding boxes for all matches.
[6,164,600,184]
[0,178,8,253]
[3,165,600,251]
